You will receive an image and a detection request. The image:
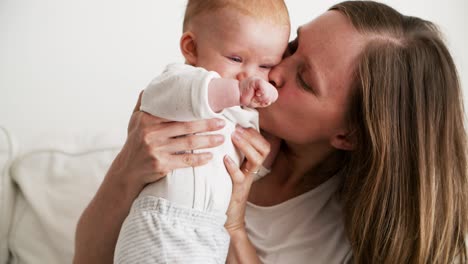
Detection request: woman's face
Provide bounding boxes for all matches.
[259,11,365,148]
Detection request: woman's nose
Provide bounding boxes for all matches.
[268,64,284,89]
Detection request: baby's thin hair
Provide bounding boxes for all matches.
[183,0,290,32]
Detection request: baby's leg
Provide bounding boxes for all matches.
[114,196,229,264]
[139,167,196,208]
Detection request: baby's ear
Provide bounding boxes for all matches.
[180,32,197,65]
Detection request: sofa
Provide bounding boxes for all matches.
[0,126,125,263]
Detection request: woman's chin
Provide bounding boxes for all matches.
[257,108,270,128]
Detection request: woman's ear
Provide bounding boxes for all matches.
[330,129,356,151]
[180,32,197,65]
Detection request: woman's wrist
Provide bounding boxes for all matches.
[226,225,261,264]
[74,154,142,264]
[106,151,145,201]
[228,226,249,243]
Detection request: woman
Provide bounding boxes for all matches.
[74,1,468,263]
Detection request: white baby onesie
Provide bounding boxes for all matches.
[114,63,261,264]
[139,63,260,213]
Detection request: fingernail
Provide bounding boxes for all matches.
[232,131,240,141]
[224,155,234,164]
[236,126,245,134]
[216,119,225,128]
[214,135,224,143]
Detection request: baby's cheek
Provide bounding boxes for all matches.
[204,60,228,78]
[259,70,270,81]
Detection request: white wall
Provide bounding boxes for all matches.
[1,0,467,146]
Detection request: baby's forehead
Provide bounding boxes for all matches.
[188,7,290,64]
[184,2,290,31]
[206,10,289,41]
[189,6,290,36]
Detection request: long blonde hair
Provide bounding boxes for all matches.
[331,1,468,263]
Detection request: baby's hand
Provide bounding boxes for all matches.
[239,76,278,108]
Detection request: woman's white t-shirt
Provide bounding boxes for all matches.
[245,175,352,264]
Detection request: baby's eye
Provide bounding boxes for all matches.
[259,65,273,70]
[227,56,242,63]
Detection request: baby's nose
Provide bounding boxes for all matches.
[236,72,248,82]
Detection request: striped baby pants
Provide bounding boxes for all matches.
[114,196,230,264]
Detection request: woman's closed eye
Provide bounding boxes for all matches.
[296,72,316,94]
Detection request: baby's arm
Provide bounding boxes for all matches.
[141,64,224,121]
[142,63,277,123]
[207,78,241,113]
[208,76,278,112]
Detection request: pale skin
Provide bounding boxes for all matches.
[225,11,366,262]
[180,8,289,113]
[74,10,366,264]
[209,76,279,111]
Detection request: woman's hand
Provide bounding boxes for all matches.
[223,126,271,234]
[223,126,270,264]
[112,91,227,197]
[74,92,226,264]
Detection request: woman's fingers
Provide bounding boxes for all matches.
[133,92,225,133]
[231,126,270,172]
[119,92,229,193]
[224,155,250,185]
[169,152,214,169]
[141,119,225,154]
[157,118,226,138]
[128,99,168,134]
[148,152,214,176]
[224,128,271,233]
[223,155,253,231]
[160,134,225,153]
[130,92,226,139]
[235,126,270,156]
[133,91,144,113]
[139,117,225,143]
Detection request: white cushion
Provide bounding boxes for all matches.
[0,127,15,264]
[8,136,121,264]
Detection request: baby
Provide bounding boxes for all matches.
[114,1,290,263]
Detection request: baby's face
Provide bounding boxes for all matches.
[193,8,290,81]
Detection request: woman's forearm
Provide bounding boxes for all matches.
[73,92,227,263]
[73,159,141,264]
[223,127,272,264]
[226,228,262,264]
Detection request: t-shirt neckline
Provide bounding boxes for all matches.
[246,173,341,211]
